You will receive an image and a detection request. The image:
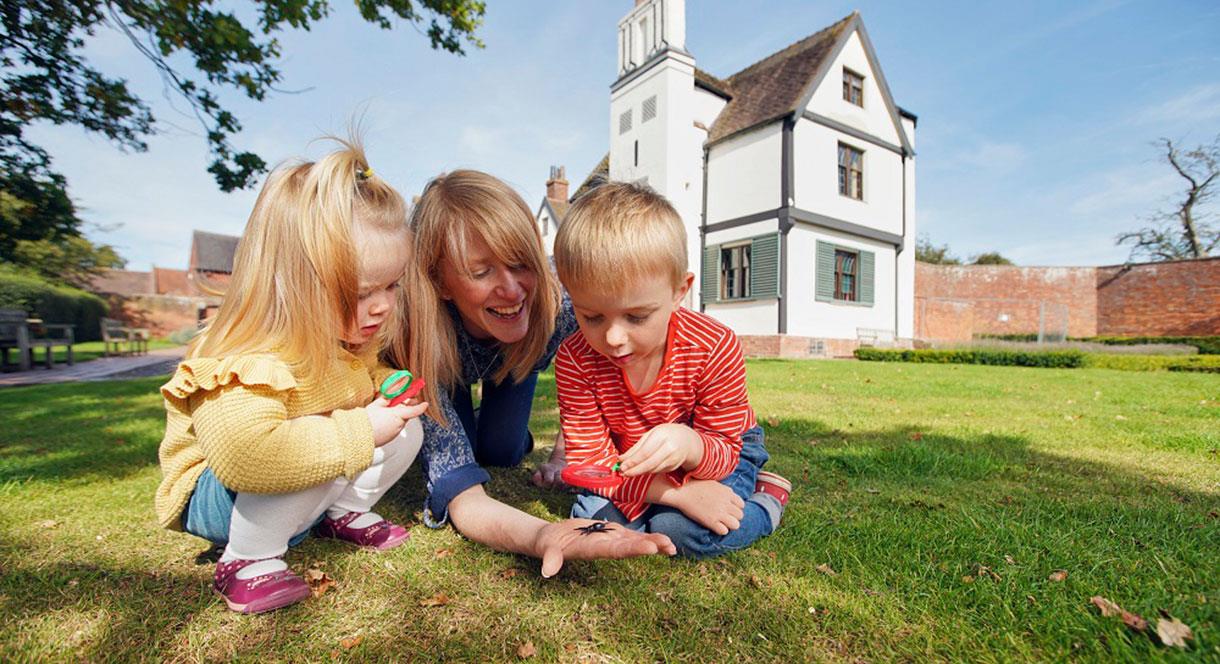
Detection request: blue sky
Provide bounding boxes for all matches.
[26,0,1220,271]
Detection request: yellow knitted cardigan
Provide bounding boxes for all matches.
[154,348,397,531]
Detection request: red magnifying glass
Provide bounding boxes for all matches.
[561,461,624,491]
[379,369,427,407]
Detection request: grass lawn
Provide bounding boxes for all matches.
[0,361,1216,661]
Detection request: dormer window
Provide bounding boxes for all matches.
[842,68,864,107]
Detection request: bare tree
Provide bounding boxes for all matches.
[1117,135,1219,261]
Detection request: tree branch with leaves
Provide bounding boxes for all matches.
[1117,135,1219,261]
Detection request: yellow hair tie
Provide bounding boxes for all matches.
[358,167,374,180]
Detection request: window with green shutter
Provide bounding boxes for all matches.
[703,233,781,304]
[750,234,780,298]
[700,244,719,306]
[816,240,874,306]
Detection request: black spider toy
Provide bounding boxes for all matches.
[574,521,615,535]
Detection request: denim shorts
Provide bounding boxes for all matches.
[182,468,320,547]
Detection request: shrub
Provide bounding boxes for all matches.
[1083,353,1220,372]
[1081,336,1220,355]
[854,348,1086,368]
[0,268,107,341]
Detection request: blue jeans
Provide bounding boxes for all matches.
[182,468,319,547]
[571,427,773,558]
[451,372,538,467]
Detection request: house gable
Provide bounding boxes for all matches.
[796,15,912,154]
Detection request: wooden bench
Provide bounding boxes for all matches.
[0,308,75,371]
[102,317,149,357]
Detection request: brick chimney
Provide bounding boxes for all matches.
[545,166,568,202]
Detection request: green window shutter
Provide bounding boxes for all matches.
[815,241,835,302]
[859,250,875,305]
[749,234,780,298]
[701,244,720,305]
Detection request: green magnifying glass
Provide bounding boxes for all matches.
[379,369,426,407]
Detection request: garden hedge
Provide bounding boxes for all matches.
[973,332,1220,354]
[0,269,107,342]
[853,348,1086,368]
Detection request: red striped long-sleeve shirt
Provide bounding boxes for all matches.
[555,307,757,521]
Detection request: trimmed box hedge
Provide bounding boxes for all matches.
[0,269,107,342]
[853,348,1086,368]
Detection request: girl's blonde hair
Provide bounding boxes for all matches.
[189,136,410,384]
[389,170,559,422]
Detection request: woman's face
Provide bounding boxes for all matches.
[437,231,537,343]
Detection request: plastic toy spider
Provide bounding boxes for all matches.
[574,521,615,535]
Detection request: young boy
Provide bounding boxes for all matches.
[552,181,791,558]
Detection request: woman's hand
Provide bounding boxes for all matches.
[660,479,744,536]
[618,423,703,477]
[532,518,676,577]
[366,396,429,447]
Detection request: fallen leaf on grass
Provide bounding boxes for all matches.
[1156,615,1194,648]
[909,432,923,441]
[339,635,364,649]
[975,565,1001,581]
[816,564,838,577]
[749,574,764,588]
[517,641,537,658]
[1090,596,1147,633]
[962,575,975,584]
[1004,555,1016,565]
[766,416,780,428]
[1048,570,1068,582]
[419,592,450,608]
[305,569,336,597]
[434,548,453,559]
[499,568,521,579]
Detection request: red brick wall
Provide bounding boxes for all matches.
[1097,257,1220,336]
[915,263,1098,339]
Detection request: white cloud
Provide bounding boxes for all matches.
[1127,83,1220,130]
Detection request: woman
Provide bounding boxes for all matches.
[392,170,672,575]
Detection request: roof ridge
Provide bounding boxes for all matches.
[726,12,855,83]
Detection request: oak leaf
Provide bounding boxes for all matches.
[517,641,537,658]
[305,569,336,597]
[340,635,364,649]
[1090,596,1121,617]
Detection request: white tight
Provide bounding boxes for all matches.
[223,419,422,563]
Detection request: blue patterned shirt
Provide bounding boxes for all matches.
[419,294,577,526]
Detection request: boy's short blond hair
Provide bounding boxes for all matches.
[555,181,687,294]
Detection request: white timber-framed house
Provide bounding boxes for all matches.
[538,0,917,356]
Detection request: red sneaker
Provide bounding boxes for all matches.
[754,471,792,507]
[213,558,310,614]
[314,511,410,550]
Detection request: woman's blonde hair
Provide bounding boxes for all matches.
[390,170,559,420]
[189,136,410,383]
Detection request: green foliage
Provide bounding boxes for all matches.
[974,333,1040,342]
[1084,335,1220,355]
[0,268,107,341]
[10,237,125,288]
[1081,353,1220,372]
[0,165,81,260]
[2,0,486,192]
[854,347,1087,368]
[914,233,960,265]
[970,251,1014,265]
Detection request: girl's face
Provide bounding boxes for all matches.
[437,230,537,344]
[342,223,410,347]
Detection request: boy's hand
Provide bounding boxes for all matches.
[664,479,745,535]
[366,396,429,447]
[619,423,703,477]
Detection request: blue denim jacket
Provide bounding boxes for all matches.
[419,294,577,526]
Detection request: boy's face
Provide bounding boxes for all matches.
[567,270,694,371]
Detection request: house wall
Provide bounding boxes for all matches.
[787,226,897,339]
[791,119,904,238]
[705,124,782,223]
[537,206,557,257]
[1097,257,1220,336]
[703,217,780,333]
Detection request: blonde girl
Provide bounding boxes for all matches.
[155,137,427,614]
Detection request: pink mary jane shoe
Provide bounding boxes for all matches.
[213,558,311,614]
[314,511,411,550]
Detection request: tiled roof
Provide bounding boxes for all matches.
[191,230,240,274]
[153,267,191,296]
[706,13,854,145]
[694,68,732,99]
[547,198,571,220]
[570,153,609,202]
[90,269,152,297]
